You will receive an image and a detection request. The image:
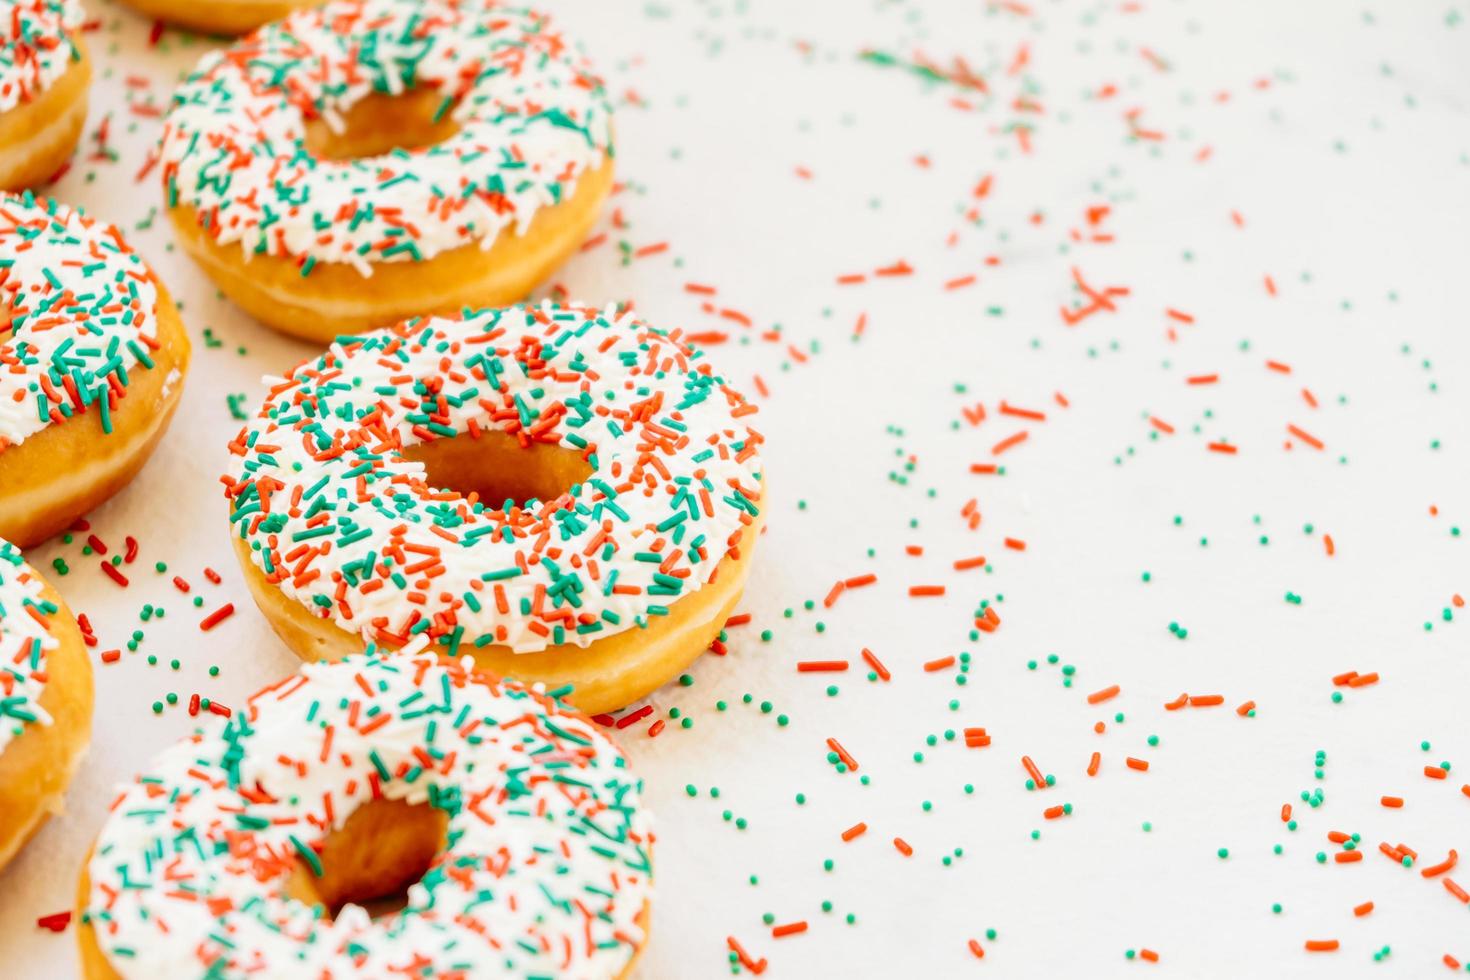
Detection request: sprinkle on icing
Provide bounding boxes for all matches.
[0,192,163,450]
[0,538,59,754]
[161,0,613,274]
[85,653,653,979]
[223,301,764,654]
[0,0,82,116]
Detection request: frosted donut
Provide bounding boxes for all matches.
[161,0,614,343]
[0,0,90,190]
[0,193,192,548]
[0,536,93,872]
[113,0,318,37]
[76,652,653,979]
[222,302,765,715]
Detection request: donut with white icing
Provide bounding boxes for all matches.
[161,0,615,342]
[223,301,764,715]
[0,0,91,189]
[77,653,653,979]
[0,193,191,547]
[0,536,93,872]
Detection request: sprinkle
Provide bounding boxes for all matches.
[199,604,235,631]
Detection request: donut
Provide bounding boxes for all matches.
[113,0,317,36]
[0,0,90,190]
[222,302,765,715]
[0,536,93,872]
[161,0,615,343]
[0,194,192,547]
[76,652,653,979]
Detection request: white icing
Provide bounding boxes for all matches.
[160,0,613,274]
[0,193,162,448]
[0,538,58,756]
[225,302,764,655]
[85,654,653,980]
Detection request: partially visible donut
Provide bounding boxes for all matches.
[0,193,192,548]
[76,653,653,979]
[113,0,317,36]
[161,0,615,341]
[0,0,90,189]
[0,536,93,872]
[222,302,764,715]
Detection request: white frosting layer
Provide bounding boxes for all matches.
[161,0,613,274]
[0,538,58,755]
[224,302,764,655]
[0,193,163,448]
[0,0,82,116]
[85,654,654,979]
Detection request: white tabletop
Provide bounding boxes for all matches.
[5,0,1470,976]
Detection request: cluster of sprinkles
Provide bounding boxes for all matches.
[0,537,58,753]
[0,0,82,115]
[82,653,653,978]
[160,0,613,274]
[0,192,162,449]
[223,301,762,653]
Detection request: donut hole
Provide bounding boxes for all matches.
[401,428,593,510]
[304,89,461,161]
[286,797,448,921]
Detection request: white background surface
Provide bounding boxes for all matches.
[5,0,1470,976]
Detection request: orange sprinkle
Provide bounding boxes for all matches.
[909,585,945,597]
[861,648,890,681]
[726,937,766,975]
[1281,804,1292,822]
[1087,752,1101,777]
[1188,694,1224,707]
[1207,441,1238,454]
[771,921,808,939]
[893,837,913,857]
[1126,757,1149,772]
[1335,850,1363,864]
[1305,940,1339,952]
[841,822,867,842]
[991,431,1029,456]
[1287,423,1324,450]
[798,661,849,673]
[1043,805,1067,819]
[1445,878,1470,904]
[1324,534,1335,556]
[923,655,956,672]
[1353,902,1374,917]
[1381,796,1404,809]
[1348,672,1379,688]
[1139,949,1160,963]
[968,939,986,959]
[1422,850,1458,878]
[1186,373,1219,385]
[1426,765,1449,780]
[1004,537,1026,551]
[827,738,859,772]
[1086,684,1120,705]
[1236,700,1256,716]
[953,555,987,571]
